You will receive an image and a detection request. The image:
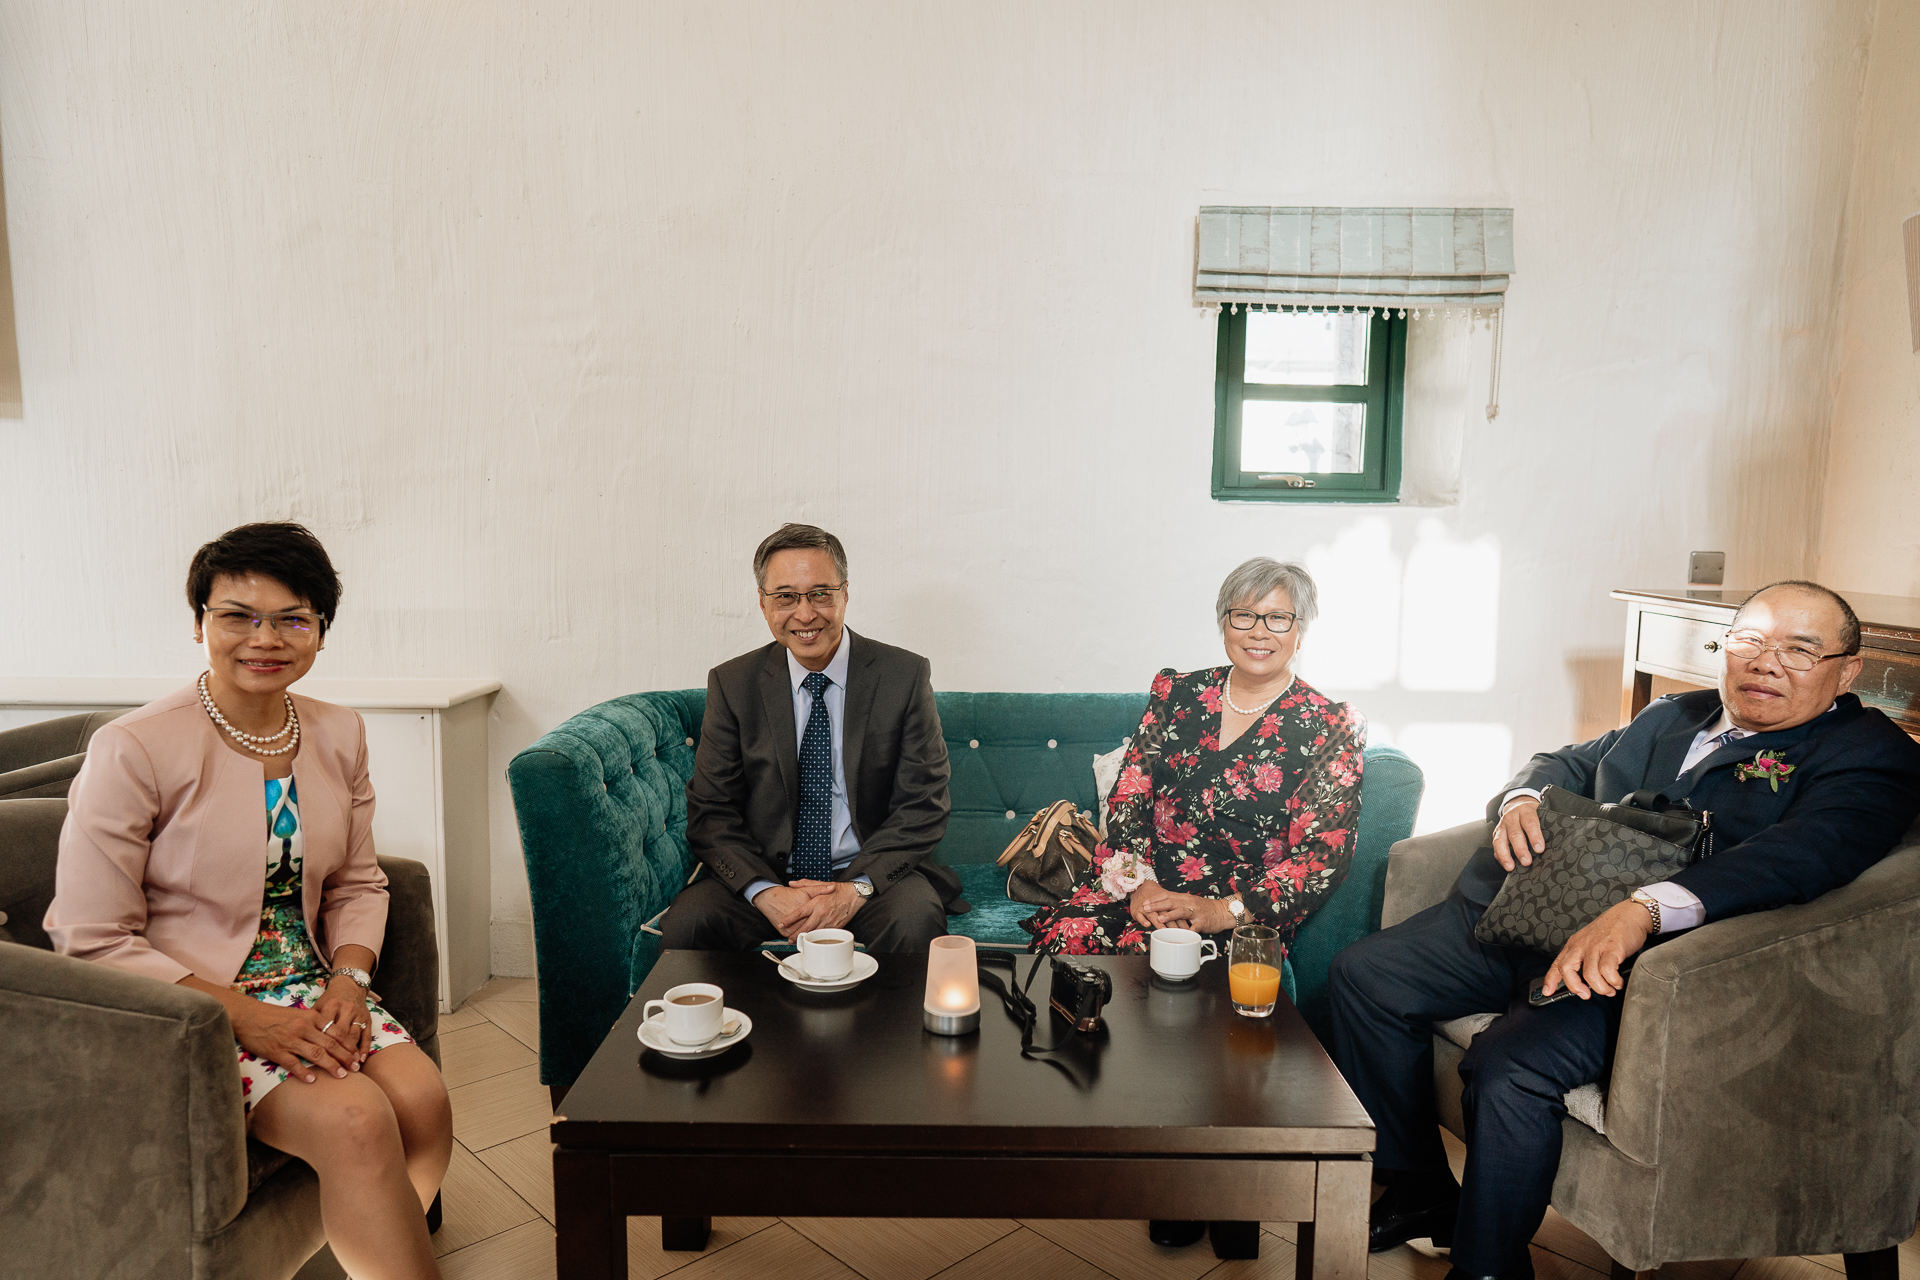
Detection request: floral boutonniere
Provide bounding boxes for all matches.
[1734,750,1795,793]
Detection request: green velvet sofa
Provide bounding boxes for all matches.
[508,689,1424,1089]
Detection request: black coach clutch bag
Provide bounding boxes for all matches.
[1472,785,1711,954]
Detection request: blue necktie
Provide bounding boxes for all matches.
[790,671,834,882]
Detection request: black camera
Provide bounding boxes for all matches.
[1048,957,1113,1032]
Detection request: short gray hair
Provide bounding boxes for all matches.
[1216,558,1319,634]
[753,523,849,587]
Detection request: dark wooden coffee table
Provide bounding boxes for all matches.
[551,950,1374,1280]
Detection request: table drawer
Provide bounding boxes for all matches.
[1636,611,1724,682]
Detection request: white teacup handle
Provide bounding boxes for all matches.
[1198,940,1220,963]
[642,999,666,1023]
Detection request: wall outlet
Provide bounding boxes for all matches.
[1688,551,1726,587]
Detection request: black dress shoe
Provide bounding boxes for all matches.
[1148,1220,1207,1248]
[1208,1220,1260,1260]
[1368,1181,1457,1252]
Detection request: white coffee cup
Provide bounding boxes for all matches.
[1150,927,1219,980]
[643,982,725,1045]
[797,928,855,980]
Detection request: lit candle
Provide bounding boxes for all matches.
[923,935,980,1035]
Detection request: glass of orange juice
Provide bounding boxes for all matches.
[1228,925,1281,1018]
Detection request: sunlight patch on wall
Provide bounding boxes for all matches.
[1400,519,1499,692]
[1301,518,1402,690]
[1396,722,1514,834]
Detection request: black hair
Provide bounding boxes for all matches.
[186,522,342,628]
[752,523,849,588]
[1736,580,1861,655]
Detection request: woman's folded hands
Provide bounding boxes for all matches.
[1129,883,1237,934]
[232,998,364,1083]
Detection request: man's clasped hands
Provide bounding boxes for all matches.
[753,878,870,939]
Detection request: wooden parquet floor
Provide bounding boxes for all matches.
[296,977,1918,1280]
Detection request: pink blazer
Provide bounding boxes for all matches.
[45,682,389,986]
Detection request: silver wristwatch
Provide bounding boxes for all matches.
[330,966,372,990]
[851,880,873,899]
[1226,898,1247,924]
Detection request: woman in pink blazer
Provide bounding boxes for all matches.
[46,523,450,1280]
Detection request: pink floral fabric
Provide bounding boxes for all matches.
[1024,667,1366,958]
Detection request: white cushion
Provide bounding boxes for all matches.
[1435,1012,1608,1135]
[1090,739,1131,840]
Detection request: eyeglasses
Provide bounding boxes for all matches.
[1715,633,1849,673]
[204,608,324,643]
[760,583,847,612]
[1225,609,1298,633]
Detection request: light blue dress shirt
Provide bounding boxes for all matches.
[743,636,867,902]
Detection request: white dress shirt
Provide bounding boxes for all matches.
[1497,710,1771,935]
[743,636,867,902]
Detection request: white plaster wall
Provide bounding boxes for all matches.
[0,2,1871,975]
[1816,0,1920,593]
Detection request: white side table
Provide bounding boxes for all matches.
[0,676,501,1012]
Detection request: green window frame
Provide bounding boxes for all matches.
[1211,306,1408,503]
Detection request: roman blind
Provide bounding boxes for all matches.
[1194,206,1515,313]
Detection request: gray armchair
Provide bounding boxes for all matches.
[0,796,442,1280]
[0,711,123,800]
[1382,820,1920,1280]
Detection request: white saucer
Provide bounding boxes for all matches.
[777,950,879,992]
[638,1008,753,1059]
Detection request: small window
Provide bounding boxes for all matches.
[1212,307,1407,502]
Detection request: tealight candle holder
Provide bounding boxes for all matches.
[923,935,980,1035]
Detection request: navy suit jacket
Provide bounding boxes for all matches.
[1456,689,1920,920]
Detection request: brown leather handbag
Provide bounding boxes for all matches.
[995,800,1100,906]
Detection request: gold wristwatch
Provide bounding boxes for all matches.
[1628,889,1661,934]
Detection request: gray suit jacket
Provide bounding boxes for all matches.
[684,630,963,908]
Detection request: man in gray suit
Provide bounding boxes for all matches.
[659,523,962,953]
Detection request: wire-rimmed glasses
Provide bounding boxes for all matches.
[203,608,324,644]
[1716,633,1849,673]
[1225,609,1298,633]
[760,584,847,612]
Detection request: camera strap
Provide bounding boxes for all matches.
[976,951,1083,1082]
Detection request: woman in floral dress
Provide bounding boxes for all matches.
[1026,558,1366,960]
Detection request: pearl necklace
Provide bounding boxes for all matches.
[1223,669,1291,716]
[198,671,301,756]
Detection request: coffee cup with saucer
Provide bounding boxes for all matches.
[639,982,753,1058]
[775,948,880,992]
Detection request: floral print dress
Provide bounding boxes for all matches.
[1024,668,1366,959]
[233,777,413,1116]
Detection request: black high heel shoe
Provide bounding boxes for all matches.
[1147,1220,1207,1248]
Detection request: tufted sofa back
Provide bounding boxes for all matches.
[936,692,1144,864]
[509,688,1423,1086]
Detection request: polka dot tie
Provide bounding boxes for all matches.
[790,670,834,883]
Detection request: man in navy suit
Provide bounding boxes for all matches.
[1329,581,1920,1280]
